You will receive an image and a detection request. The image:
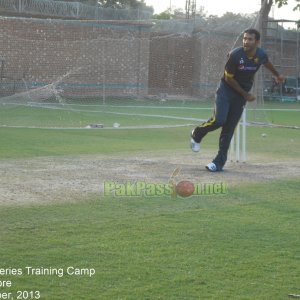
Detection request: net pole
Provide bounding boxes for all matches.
[242,108,247,162]
[103,45,106,105]
[230,133,234,162]
[236,121,240,162]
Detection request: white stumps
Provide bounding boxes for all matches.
[230,108,246,163]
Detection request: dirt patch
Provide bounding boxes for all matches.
[1,151,299,205]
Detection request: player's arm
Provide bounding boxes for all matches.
[263,61,285,84]
[224,71,255,102]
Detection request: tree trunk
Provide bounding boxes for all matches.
[252,1,273,107]
[258,0,273,43]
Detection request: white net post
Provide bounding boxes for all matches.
[229,108,247,163]
[236,120,240,162]
[230,132,235,162]
[102,44,106,106]
[242,108,247,162]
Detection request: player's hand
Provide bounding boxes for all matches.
[275,75,285,84]
[245,93,256,102]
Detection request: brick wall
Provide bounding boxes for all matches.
[0,17,152,98]
[148,33,194,96]
[0,16,299,100]
[148,29,300,99]
[148,30,239,98]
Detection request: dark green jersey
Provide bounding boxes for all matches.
[222,47,269,92]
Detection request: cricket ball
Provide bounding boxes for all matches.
[175,180,195,198]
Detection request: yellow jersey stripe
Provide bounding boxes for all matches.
[224,70,234,78]
[201,114,216,128]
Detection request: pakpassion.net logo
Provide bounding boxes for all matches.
[103,168,227,198]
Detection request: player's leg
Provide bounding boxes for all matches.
[191,84,230,152]
[211,101,245,171]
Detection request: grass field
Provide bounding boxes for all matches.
[0,180,299,299]
[1,98,300,128]
[0,99,299,299]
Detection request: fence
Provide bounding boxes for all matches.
[0,0,153,20]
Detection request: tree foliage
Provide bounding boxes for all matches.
[275,0,300,10]
[274,0,300,27]
[153,10,174,20]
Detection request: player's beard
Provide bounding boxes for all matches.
[243,44,253,51]
[243,41,258,54]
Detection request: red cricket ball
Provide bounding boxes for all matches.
[175,180,195,197]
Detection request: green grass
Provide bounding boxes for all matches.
[0,125,299,160]
[0,179,299,299]
[0,99,299,299]
[1,93,300,161]
[1,99,300,128]
[0,127,197,158]
[247,126,300,160]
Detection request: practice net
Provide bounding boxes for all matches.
[0,6,299,129]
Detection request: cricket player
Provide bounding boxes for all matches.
[191,28,284,172]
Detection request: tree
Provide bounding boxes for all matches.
[153,10,174,20]
[259,0,300,20]
[153,6,205,20]
[258,0,300,42]
[275,0,300,11]
[258,0,273,43]
[274,0,300,27]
